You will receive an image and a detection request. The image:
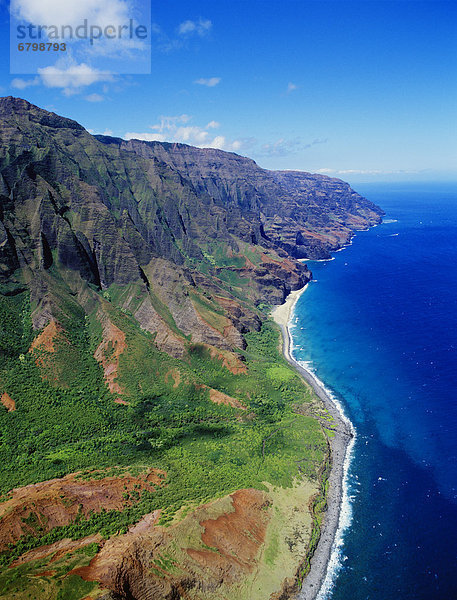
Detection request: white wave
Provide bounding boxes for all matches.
[298,257,336,262]
[334,240,353,253]
[315,432,356,600]
[295,358,352,428]
[290,351,357,600]
[287,288,358,600]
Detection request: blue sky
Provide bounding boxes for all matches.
[1,0,456,184]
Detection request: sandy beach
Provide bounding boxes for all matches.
[271,286,354,600]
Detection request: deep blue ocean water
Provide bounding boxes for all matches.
[292,184,457,599]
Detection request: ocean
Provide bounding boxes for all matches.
[291,184,457,599]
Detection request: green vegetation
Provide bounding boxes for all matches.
[0,293,32,359]
[0,290,327,578]
[56,575,95,600]
[0,97,383,599]
[264,531,279,566]
[109,281,185,339]
[0,544,100,600]
[297,444,331,583]
[189,289,228,333]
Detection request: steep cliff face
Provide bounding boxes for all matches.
[105,137,383,259]
[0,97,382,353]
[0,97,383,600]
[0,97,314,353]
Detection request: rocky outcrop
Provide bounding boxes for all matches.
[0,468,165,551]
[0,97,385,600]
[113,138,383,259]
[0,97,383,366]
[73,489,270,600]
[94,316,128,395]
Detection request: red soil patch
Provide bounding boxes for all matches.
[195,383,245,410]
[213,295,241,310]
[29,320,72,384]
[30,320,62,353]
[346,214,369,227]
[1,392,15,412]
[243,256,257,270]
[114,398,129,406]
[172,370,181,388]
[298,230,333,242]
[209,388,246,410]
[11,534,102,567]
[71,493,270,596]
[71,511,161,583]
[0,469,165,551]
[261,253,296,271]
[127,510,161,535]
[207,345,247,375]
[29,320,76,387]
[94,318,127,396]
[164,369,182,388]
[187,489,270,579]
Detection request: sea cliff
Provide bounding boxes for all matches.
[0,96,383,599]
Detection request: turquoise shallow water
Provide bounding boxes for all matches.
[292,184,457,599]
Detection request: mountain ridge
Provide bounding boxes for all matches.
[0,95,382,360]
[0,96,383,600]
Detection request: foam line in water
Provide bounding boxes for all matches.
[298,257,336,262]
[289,305,357,600]
[315,426,356,599]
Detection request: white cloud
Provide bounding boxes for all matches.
[150,114,191,131]
[258,137,327,157]
[124,132,167,142]
[176,126,209,144]
[260,138,302,157]
[11,0,130,30]
[87,127,113,136]
[304,138,328,149]
[85,93,104,102]
[178,18,212,36]
[208,135,225,149]
[194,77,220,87]
[38,59,113,95]
[316,168,381,175]
[11,0,148,61]
[152,17,212,52]
[287,82,297,93]
[11,56,112,96]
[11,76,40,89]
[124,114,242,151]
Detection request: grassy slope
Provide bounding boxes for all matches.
[0,278,330,598]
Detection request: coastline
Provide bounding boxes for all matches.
[271,286,354,600]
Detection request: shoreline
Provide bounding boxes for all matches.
[271,286,354,600]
